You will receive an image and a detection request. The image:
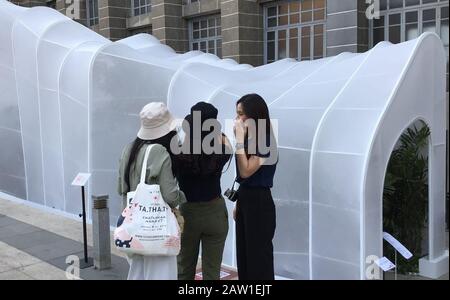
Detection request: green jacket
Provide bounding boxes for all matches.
[117,143,186,209]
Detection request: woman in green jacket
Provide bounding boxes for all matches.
[117,102,186,280]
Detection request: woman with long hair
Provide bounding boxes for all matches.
[233,93,278,280]
[176,102,232,280]
[117,102,186,280]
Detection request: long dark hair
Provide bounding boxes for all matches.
[183,113,222,154]
[176,110,229,176]
[236,93,276,157]
[124,131,177,188]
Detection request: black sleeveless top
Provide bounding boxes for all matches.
[175,144,232,202]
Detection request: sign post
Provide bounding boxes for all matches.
[394,250,398,280]
[72,173,93,269]
[383,232,413,280]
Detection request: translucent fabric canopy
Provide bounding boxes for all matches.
[0,1,447,279]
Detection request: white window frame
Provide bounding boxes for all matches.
[86,0,99,26]
[131,0,152,17]
[189,15,222,58]
[263,0,327,64]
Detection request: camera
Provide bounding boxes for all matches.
[224,188,238,202]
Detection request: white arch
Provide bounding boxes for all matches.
[362,33,447,279]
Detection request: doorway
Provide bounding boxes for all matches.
[382,120,430,279]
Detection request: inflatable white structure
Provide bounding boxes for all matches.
[0,1,448,279]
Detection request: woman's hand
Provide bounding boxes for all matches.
[234,119,246,143]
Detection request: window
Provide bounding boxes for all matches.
[370,0,449,90]
[132,0,151,16]
[87,0,99,26]
[190,15,222,58]
[265,0,326,64]
[405,10,419,40]
[441,5,449,48]
[370,0,449,46]
[389,13,402,43]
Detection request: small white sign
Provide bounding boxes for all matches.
[383,232,413,259]
[71,173,91,186]
[376,256,396,272]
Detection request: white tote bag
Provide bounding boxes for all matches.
[114,144,181,256]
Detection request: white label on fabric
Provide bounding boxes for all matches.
[376,257,396,271]
[71,173,91,186]
[383,232,413,259]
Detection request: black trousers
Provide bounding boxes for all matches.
[236,186,276,280]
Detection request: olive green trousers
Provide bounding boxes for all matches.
[177,197,229,280]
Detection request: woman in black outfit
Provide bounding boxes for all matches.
[176,102,232,280]
[233,93,278,280]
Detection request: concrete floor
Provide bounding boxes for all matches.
[0,195,236,280]
[0,196,448,280]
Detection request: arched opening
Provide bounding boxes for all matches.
[382,119,430,279]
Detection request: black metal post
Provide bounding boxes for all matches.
[77,185,93,269]
[81,186,88,264]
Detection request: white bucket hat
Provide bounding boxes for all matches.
[137,102,177,140]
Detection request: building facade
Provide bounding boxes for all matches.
[9,0,450,187]
[9,1,448,68]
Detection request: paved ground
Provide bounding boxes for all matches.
[0,196,447,280]
[0,196,238,280]
[0,213,129,280]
